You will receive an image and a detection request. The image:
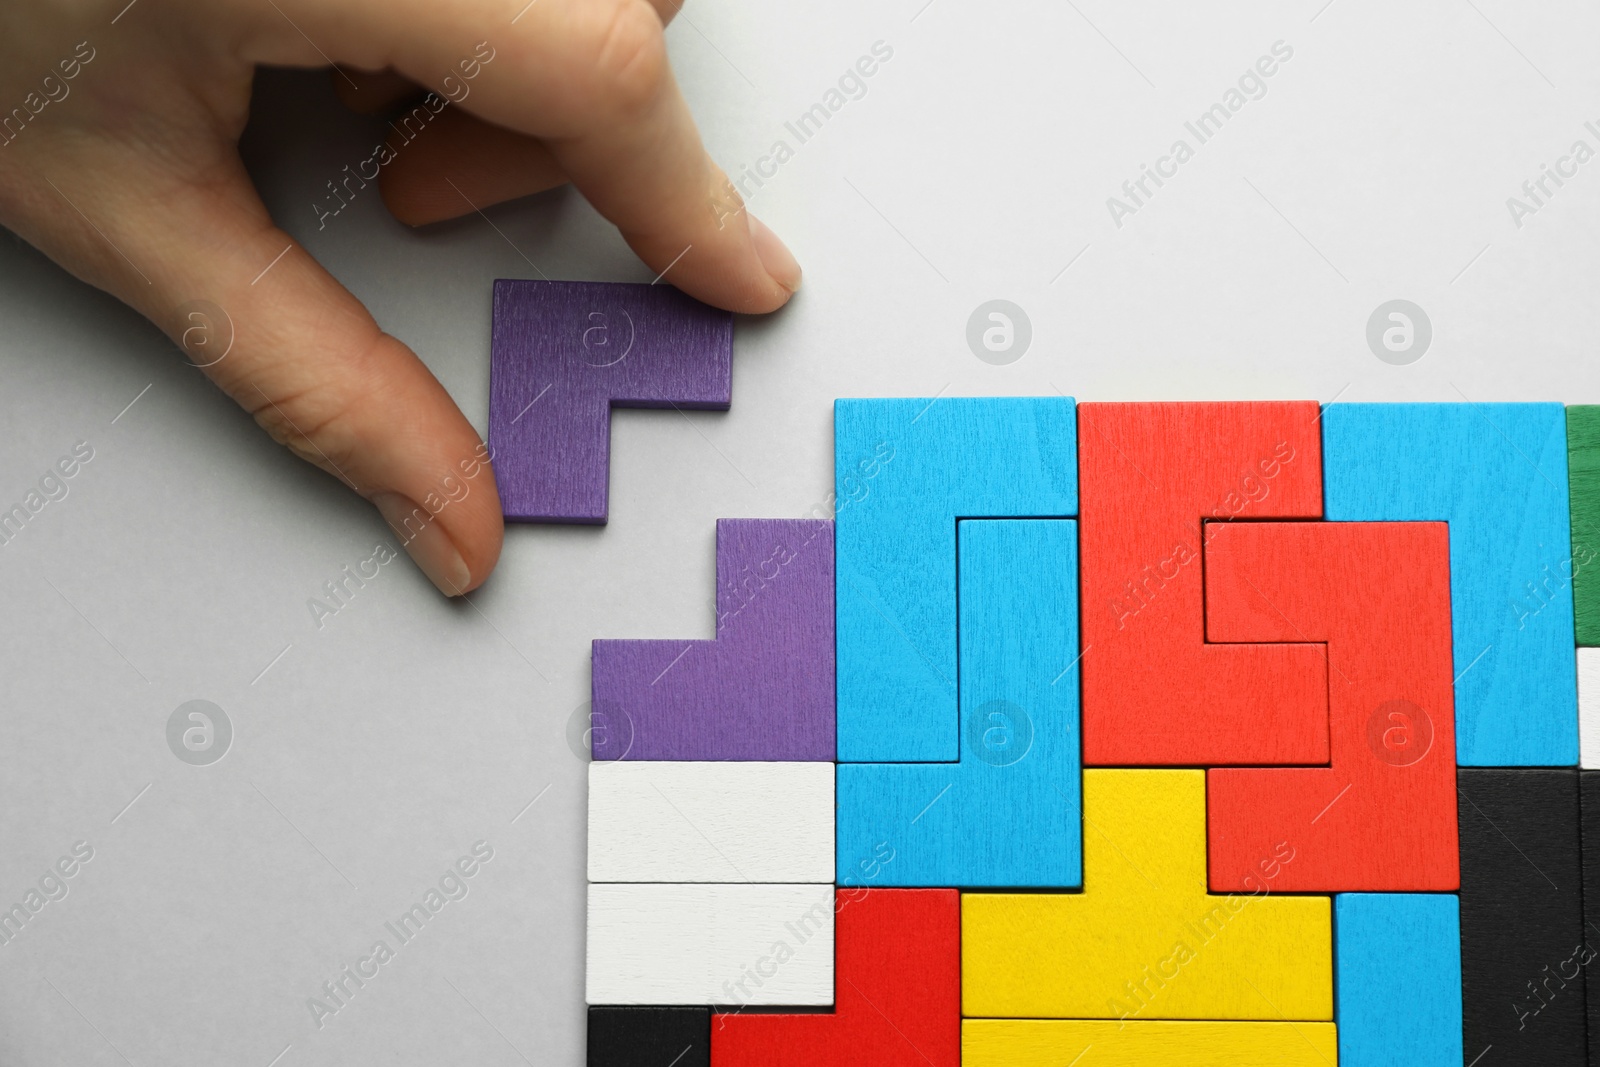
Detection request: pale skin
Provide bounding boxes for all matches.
[0,0,800,594]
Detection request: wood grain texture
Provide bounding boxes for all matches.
[835,519,1080,887]
[587,1007,708,1067]
[487,279,732,522]
[962,770,1331,1020]
[585,884,833,1006]
[1568,405,1600,645]
[1333,893,1462,1066]
[712,889,960,1067]
[1580,648,1600,769]
[587,761,833,883]
[1078,401,1328,766]
[1457,768,1586,1066]
[834,396,1077,762]
[961,1020,1339,1066]
[1205,521,1459,891]
[1582,771,1600,1067]
[590,519,833,761]
[1323,402,1578,765]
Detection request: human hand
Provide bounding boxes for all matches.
[0,0,800,595]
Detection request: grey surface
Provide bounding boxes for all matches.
[2,0,1599,1062]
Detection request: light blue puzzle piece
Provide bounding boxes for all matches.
[1335,893,1463,1066]
[1323,403,1578,766]
[835,519,1081,888]
[834,397,1076,763]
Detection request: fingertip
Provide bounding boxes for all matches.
[373,491,467,594]
[459,495,505,595]
[625,201,801,315]
[747,212,801,298]
[374,488,504,597]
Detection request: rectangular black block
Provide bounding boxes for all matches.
[1582,771,1600,1067]
[1458,768,1586,1067]
[588,1006,710,1067]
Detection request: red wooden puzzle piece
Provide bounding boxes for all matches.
[1078,402,1328,765]
[711,889,958,1067]
[1205,521,1459,892]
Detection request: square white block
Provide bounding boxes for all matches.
[588,761,834,882]
[1580,647,1600,769]
[585,883,834,1005]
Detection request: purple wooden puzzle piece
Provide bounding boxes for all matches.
[591,519,835,761]
[488,279,733,523]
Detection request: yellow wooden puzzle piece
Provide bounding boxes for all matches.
[962,769,1331,1019]
[963,1019,1339,1065]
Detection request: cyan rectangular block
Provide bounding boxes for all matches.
[835,519,1081,888]
[1335,893,1462,1067]
[1322,403,1578,765]
[834,397,1077,763]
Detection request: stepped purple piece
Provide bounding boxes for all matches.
[591,519,834,761]
[488,279,733,523]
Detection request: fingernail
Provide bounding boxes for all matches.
[372,491,472,596]
[748,213,801,294]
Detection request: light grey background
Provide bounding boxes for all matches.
[2,0,1599,1062]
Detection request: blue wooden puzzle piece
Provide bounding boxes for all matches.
[835,519,1081,888]
[1335,893,1463,1066]
[1322,403,1578,766]
[834,397,1077,763]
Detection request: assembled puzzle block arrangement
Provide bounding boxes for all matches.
[573,394,1596,1066]
[489,280,733,522]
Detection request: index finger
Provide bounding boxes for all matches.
[255,0,800,312]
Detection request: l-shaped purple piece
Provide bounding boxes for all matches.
[590,518,835,761]
[488,279,733,523]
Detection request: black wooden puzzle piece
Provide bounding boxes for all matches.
[1580,771,1600,1066]
[588,1006,709,1067]
[1458,768,1586,1066]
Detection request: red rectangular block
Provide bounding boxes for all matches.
[1079,402,1329,765]
[712,889,959,1067]
[1205,521,1459,892]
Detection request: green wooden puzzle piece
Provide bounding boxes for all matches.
[1569,406,1600,646]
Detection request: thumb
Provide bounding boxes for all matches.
[13,146,502,596]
